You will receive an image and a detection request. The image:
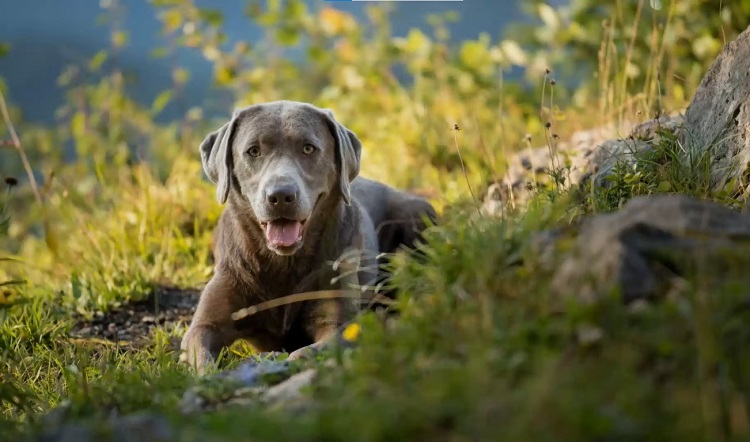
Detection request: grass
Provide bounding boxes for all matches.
[2,131,750,441]
[2,1,750,440]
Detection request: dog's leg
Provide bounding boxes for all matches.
[287,249,363,361]
[181,273,243,374]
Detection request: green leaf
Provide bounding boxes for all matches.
[151,47,170,59]
[275,27,300,46]
[0,43,10,58]
[112,30,129,48]
[151,90,173,115]
[198,8,224,27]
[88,50,108,72]
[657,181,672,192]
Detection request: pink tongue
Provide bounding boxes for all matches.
[265,220,302,247]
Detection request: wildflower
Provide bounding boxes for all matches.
[550,79,556,86]
[4,177,17,187]
[342,323,361,342]
[545,122,552,129]
[545,68,551,75]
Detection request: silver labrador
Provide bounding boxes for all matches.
[181,100,436,373]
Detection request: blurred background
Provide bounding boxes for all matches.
[1,0,543,124]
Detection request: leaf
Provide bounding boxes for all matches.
[161,9,183,32]
[657,181,672,192]
[71,112,86,138]
[460,41,491,70]
[172,67,190,85]
[88,50,108,72]
[214,65,235,86]
[275,27,300,46]
[0,280,25,288]
[150,47,170,59]
[198,8,224,27]
[111,30,129,49]
[538,4,560,30]
[500,40,528,66]
[151,90,173,115]
[43,217,60,257]
[650,0,662,10]
[0,43,10,58]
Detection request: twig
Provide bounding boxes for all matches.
[451,124,480,213]
[0,90,42,204]
[230,289,393,321]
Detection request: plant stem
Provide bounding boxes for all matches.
[0,90,42,205]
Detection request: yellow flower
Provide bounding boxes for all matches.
[342,323,361,342]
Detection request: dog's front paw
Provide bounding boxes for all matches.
[180,326,218,375]
[287,340,332,362]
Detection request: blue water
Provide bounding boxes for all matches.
[0,0,526,124]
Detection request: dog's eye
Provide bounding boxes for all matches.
[302,144,316,155]
[247,146,261,157]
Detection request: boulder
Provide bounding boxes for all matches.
[547,194,750,302]
[683,25,750,193]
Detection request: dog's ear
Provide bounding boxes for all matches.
[323,109,362,206]
[200,114,240,204]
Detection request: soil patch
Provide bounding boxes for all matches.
[70,286,200,346]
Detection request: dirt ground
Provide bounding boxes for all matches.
[69,286,200,347]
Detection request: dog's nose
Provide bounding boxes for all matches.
[267,184,298,205]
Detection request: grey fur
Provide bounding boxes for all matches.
[182,100,436,373]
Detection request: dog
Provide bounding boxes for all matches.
[180,100,436,373]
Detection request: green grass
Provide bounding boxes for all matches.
[2,133,750,441]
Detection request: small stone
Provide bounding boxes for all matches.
[141,316,155,324]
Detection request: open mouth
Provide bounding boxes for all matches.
[260,218,307,249]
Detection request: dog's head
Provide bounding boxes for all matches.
[200,101,362,256]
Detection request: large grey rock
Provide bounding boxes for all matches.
[548,194,750,302]
[683,25,750,193]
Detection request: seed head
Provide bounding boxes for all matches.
[4,177,18,187]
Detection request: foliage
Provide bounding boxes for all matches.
[508,0,750,123]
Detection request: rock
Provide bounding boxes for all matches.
[262,369,317,408]
[548,194,750,302]
[179,354,296,413]
[35,412,173,442]
[683,25,750,193]
[482,114,685,213]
